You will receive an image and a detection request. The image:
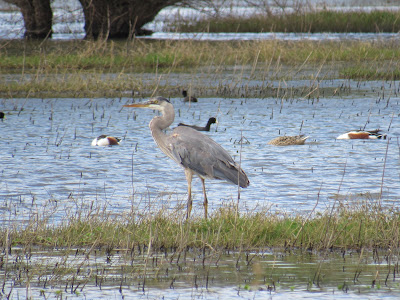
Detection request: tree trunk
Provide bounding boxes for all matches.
[78,0,180,40]
[5,0,52,39]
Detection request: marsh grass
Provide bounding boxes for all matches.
[3,200,400,252]
[172,10,400,33]
[1,39,400,97]
[3,214,399,299]
[3,39,400,71]
[341,66,400,80]
[1,195,399,297]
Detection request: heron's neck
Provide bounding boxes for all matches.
[149,107,175,150]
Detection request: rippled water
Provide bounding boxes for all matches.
[1,90,399,224]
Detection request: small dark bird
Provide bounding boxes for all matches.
[178,117,217,132]
[337,129,386,140]
[91,135,121,146]
[124,97,249,219]
[0,112,5,119]
[182,90,198,102]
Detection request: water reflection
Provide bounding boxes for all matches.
[2,247,400,299]
[0,94,399,224]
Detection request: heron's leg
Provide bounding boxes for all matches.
[184,169,193,219]
[201,178,208,219]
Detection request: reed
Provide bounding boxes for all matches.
[2,39,400,71]
[172,10,400,33]
[341,66,400,80]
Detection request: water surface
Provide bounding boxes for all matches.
[1,94,399,224]
[2,247,400,299]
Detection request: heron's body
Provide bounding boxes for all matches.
[336,130,386,140]
[182,90,198,103]
[178,117,217,132]
[124,97,249,218]
[268,135,309,146]
[91,135,120,146]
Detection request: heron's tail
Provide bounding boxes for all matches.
[236,168,250,188]
[214,161,250,188]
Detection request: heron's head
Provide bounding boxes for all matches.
[124,96,171,111]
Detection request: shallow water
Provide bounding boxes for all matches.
[2,247,400,299]
[1,92,399,224]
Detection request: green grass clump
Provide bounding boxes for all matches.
[0,40,197,72]
[341,66,400,80]
[173,10,400,33]
[3,203,400,252]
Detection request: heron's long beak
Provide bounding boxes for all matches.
[123,103,149,108]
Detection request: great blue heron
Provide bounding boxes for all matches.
[91,135,121,146]
[178,117,217,132]
[268,135,309,146]
[124,96,249,219]
[336,129,386,139]
[182,90,198,102]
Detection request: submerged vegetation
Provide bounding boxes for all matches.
[3,200,400,298]
[2,201,400,297]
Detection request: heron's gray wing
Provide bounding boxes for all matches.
[166,127,249,187]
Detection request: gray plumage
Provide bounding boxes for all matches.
[268,135,309,146]
[124,96,249,219]
[178,117,217,131]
